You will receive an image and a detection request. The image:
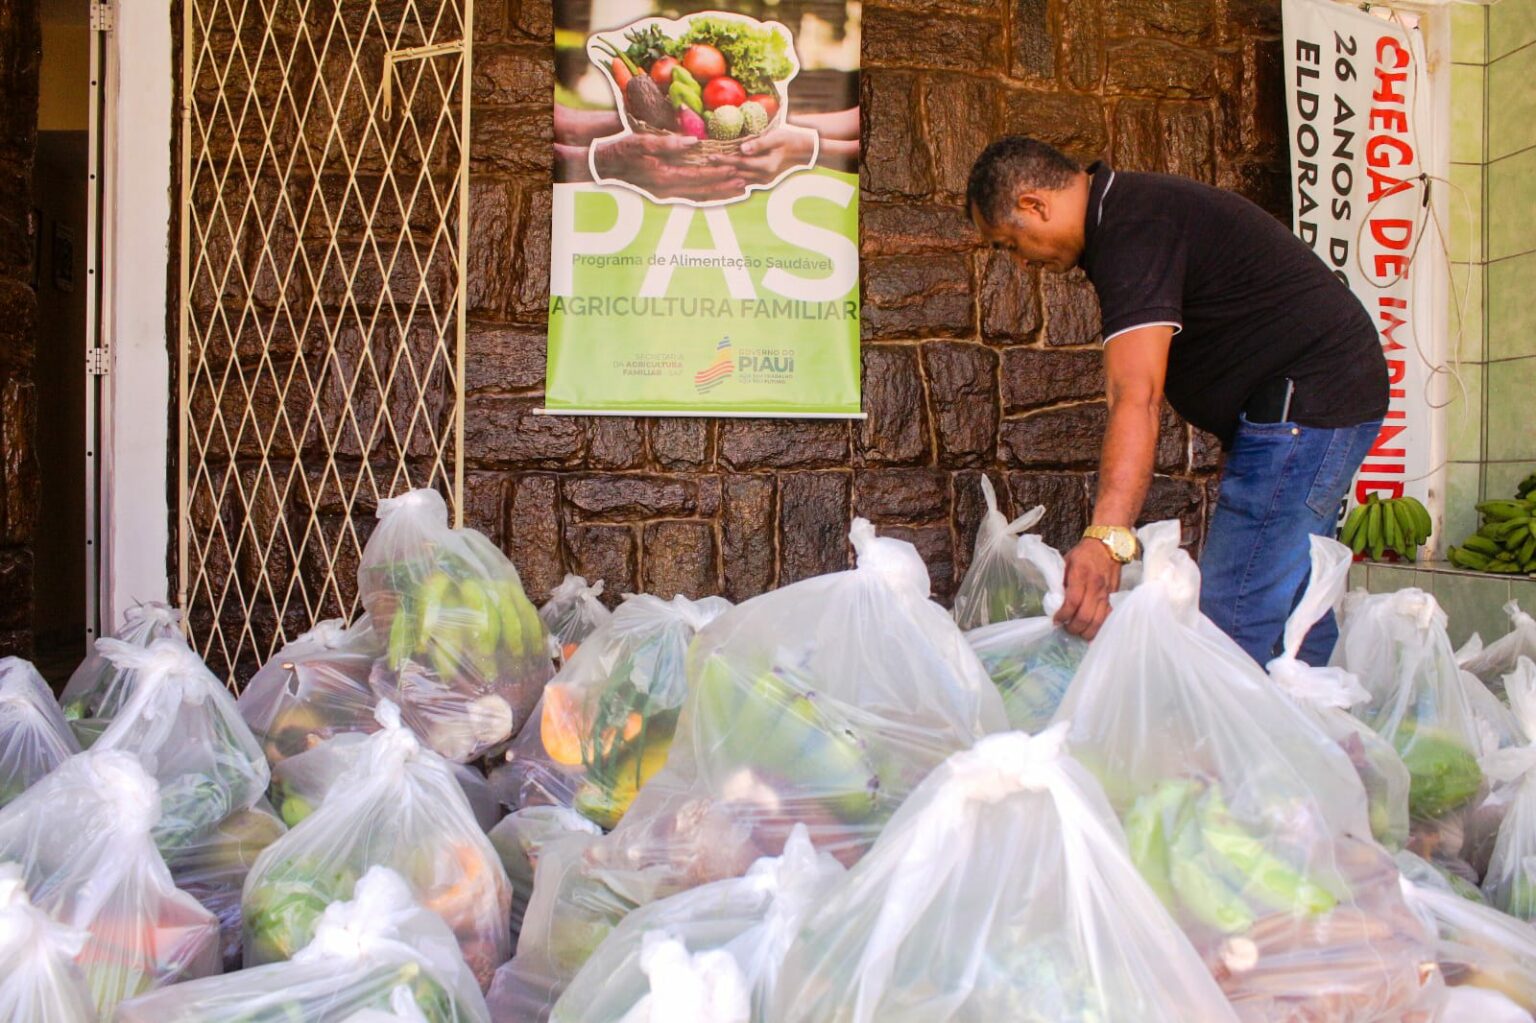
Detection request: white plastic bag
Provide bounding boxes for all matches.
[1460,602,1536,693]
[242,700,512,988]
[0,656,80,806]
[950,475,1046,630]
[269,729,500,831]
[116,865,490,1023]
[0,863,96,1023]
[0,750,220,1015]
[91,635,279,967]
[1334,589,1488,824]
[964,534,1087,733]
[506,520,1008,1016]
[360,489,554,762]
[342,987,437,1023]
[59,602,182,746]
[487,806,601,941]
[1056,521,1438,1023]
[1478,657,1536,918]
[1401,862,1536,1015]
[237,616,384,765]
[514,594,731,828]
[546,824,840,1023]
[770,725,1239,1023]
[1266,536,1412,849]
[540,575,612,664]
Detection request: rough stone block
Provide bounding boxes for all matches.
[862,202,977,257]
[1040,270,1102,346]
[508,472,564,601]
[779,472,851,583]
[471,107,552,178]
[864,10,1005,71]
[587,418,647,470]
[922,74,998,198]
[464,324,547,393]
[853,468,949,522]
[1162,102,1215,182]
[721,474,776,600]
[460,471,508,548]
[512,188,552,323]
[1105,39,1217,97]
[951,468,994,583]
[1006,471,1092,553]
[651,418,713,471]
[466,181,515,317]
[472,45,554,106]
[862,72,932,198]
[1113,97,1163,171]
[1000,90,1109,163]
[720,419,850,470]
[924,342,999,466]
[465,395,584,468]
[980,252,1042,344]
[1156,403,1189,472]
[1001,402,1106,468]
[1012,0,1056,80]
[565,524,636,599]
[857,345,931,466]
[863,254,973,340]
[1060,0,1105,90]
[563,474,719,521]
[642,520,718,599]
[1104,0,1216,40]
[1001,348,1105,411]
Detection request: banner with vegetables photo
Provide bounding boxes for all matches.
[544,2,861,417]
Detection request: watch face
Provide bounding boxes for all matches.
[1110,531,1134,561]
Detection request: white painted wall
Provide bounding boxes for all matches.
[100,1,173,626]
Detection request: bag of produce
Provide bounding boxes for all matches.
[237,616,384,765]
[1460,601,1536,694]
[1055,521,1439,1023]
[487,806,601,941]
[60,602,183,745]
[116,865,490,1023]
[964,533,1087,733]
[91,635,278,967]
[1265,536,1412,849]
[1334,589,1489,824]
[544,823,839,1023]
[0,863,96,1023]
[359,489,554,762]
[540,575,611,665]
[0,750,220,1014]
[1477,657,1536,918]
[505,520,1009,1017]
[488,696,586,815]
[342,987,439,1023]
[1400,856,1536,1015]
[270,729,499,831]
[0,656,80,806]
[242,699,511,988]
[770,725,1239,1023]
[530,594,732,828]
[950,475,1046,630]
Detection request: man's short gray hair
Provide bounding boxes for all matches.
[967,137,1082,226]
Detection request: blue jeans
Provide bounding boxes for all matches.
[1199,414,1382,667]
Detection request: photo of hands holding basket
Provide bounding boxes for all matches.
[584,14,823,205]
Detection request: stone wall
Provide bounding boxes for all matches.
[464,0,1289,605]
[0,0,40,655]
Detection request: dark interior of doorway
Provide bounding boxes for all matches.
[31,2,89,685]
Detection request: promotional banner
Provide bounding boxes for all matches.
[1282,0,1449,524]
[542,2,862,417]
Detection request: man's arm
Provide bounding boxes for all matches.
[1054,324,1174,639]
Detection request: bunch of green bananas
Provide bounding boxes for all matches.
[1339,494,1433,562]
[1125,778,1336,936]
[1449,492,1536,574]
[385,565,546,682]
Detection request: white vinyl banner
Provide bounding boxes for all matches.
[1283,0,1449,536]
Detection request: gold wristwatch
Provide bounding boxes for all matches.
[1083,525,1141,564]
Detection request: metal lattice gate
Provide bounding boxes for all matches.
[178,0,472,684]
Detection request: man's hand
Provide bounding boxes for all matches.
[1055,538,1121,639]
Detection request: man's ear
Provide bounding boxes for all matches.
[1013,190,1049,222]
